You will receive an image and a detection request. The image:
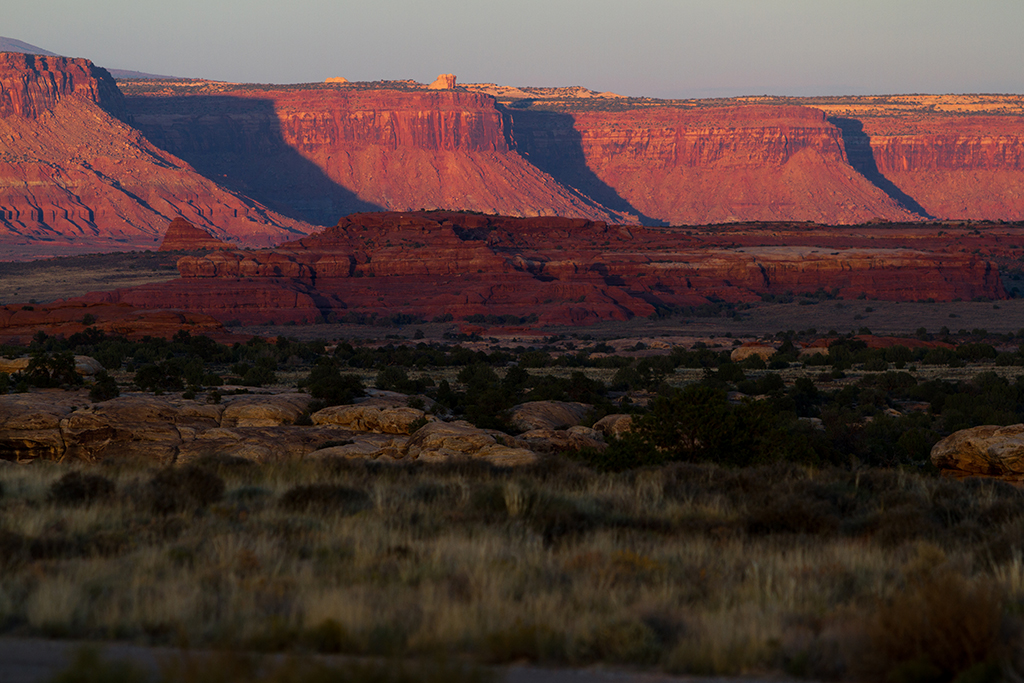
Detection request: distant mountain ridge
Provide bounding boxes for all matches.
[0,37,57,56]
[0,37,176,80]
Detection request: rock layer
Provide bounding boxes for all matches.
[512,105,918,225]
[75,212,1006,326]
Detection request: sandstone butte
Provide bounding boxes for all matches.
[0,52,313,260]
[66,211,1004,328]
[158,216,231,251]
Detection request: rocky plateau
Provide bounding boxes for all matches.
[63,212,1005,328]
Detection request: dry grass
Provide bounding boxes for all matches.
[1,459,1022,680]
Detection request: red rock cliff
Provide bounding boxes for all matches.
[511,105,918,225]
[0,56,314,259]
[855,116,1024,220]
[126,87,625,226]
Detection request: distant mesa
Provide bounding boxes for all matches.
[108,68,179,80]
[428,73,457,90]
[159,217,232,252]
[325,76,349,84]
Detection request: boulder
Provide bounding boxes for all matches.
[220,393,313,427]
[311,404,431,434]
[931,424,1024,479]
[0,358,30,374]
[517,426,607,454]
[74,356,105,376]
[0,391,78,461]
[59,395,183,463]
[730,344,778,362]
[593,414,634,437]
[404,420,538,466]
[307,433,407,460]
[508,400,590,433]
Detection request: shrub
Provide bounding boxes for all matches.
[15,351,82,388]
[134,361,185,393]
[146,466,225,514]
[48,646,149,683]
[89,370,120,402]
[278,484,371,515]
[48,471,116,506]
[862,561,1004,682]
[301,360,364,406]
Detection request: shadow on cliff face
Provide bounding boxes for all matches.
[505,107,667,226]
[830,117,934,219]
[125,96,382,226]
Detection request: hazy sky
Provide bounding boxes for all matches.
[6,0,1024,98]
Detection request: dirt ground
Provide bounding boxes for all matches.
[0,638,799,683]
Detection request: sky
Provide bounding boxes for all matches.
[6,0,1024,98]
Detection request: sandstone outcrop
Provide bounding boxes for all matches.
[593,414,634,437]
[306,433,406,461]
[311,404,432,435]
[509,400,591,433]
[931,424,1024,480]
[0,390,544,466]
[428,74,457,90]
[404,420,539,466]
[730,344,779,362]
[76,212,1006,327]
[849,114,1024,221]
[159,217,232,251]
[517,426,606,454]
[220,393,313,427]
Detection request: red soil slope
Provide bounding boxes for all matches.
[0,53,313,259]
[79,212,1005,327]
